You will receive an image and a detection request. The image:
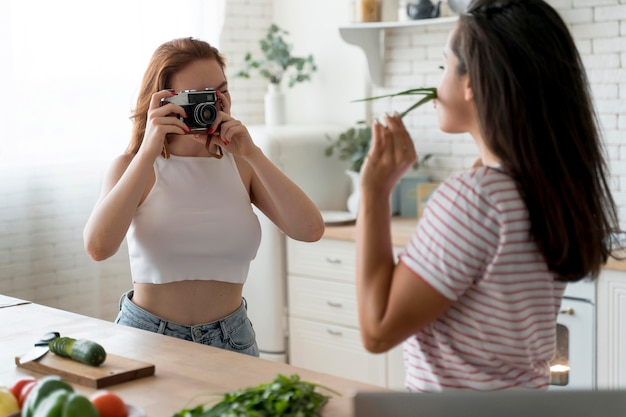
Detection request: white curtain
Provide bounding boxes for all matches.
[0,0,225,167]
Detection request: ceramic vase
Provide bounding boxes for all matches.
[264,83,286,126]
[346,169,360,216]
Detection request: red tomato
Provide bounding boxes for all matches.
[9,376,36,401]
[17,380,37,408]
[90,390,129,417]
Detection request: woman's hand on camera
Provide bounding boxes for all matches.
[193,90,259,157]
[140,90,190,158]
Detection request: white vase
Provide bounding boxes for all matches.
[264,83,286,126]
[346,169,403,217]
[346,169,360,216]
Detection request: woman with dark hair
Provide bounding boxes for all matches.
[356,0,620,391]
[83,37,324,356]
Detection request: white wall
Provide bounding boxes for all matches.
[0,0,624,320]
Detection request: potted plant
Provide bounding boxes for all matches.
[325,87,437,215]
[234,23,317,125]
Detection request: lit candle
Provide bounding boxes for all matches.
[550,364,570,386]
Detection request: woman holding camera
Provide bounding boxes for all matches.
[356,0,620,391]
[83,37,324,356]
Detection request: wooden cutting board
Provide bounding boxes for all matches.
[15,352,155,388]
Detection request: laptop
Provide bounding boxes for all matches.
[352,389,626,417]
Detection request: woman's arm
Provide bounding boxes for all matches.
[83,90,189,260]
[83,152,155,261]
[208,91,324,243]
[356,114,452,353]
[241,148,325,242]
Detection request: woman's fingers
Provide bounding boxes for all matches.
[362,115,417,193]
[384,114,417,166]
[216,90,231,114]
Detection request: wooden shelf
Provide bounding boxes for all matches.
[338,16,458,85]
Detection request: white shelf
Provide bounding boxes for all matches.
[338,16,459,85]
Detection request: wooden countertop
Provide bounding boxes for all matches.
[0,302,386,416]
[325,217,626,272]
[324,216,418,248]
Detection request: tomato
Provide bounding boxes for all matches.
[17,380,37,408]
[9,377,36,402]
[89,390,128,417]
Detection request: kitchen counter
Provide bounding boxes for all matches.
[325,217,626,273]
[0,301,386,416]
[324,216,418,248]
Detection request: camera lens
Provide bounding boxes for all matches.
[194,103,217,126]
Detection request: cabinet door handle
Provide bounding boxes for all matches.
[559,307,575,315]
[327,301,343,308]
[325,257,342,264]
[327,328,343,336]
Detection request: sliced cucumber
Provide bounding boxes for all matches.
[49,337,107,366]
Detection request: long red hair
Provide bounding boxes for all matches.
[126,37,225,154]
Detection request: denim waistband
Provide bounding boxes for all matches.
[119,289,248,338]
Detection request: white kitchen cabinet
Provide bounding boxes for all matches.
[287,238,406,390]
[596,269,626,389]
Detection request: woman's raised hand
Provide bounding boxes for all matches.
[192,90,259,158]
[141,90,190,158]
[360,113,417,196]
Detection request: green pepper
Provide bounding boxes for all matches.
[61,393,99,417]
[22,376,74,417]
[32,390,70,417]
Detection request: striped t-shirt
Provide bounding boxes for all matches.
[398,166,567,392]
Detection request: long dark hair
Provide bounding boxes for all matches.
[453,0,619,281]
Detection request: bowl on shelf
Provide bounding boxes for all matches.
[448,0,471,14]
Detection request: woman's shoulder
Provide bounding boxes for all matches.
[434,166,518,214]
[112,152,135,167]
[102,152,149,188]
[106,152,136,176]
[446,166,513,191]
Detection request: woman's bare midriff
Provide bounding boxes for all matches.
[131,280,244,326]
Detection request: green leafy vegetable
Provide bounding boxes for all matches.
[325,87,437,172]
[171,374,340,417]
[352,87,438,118]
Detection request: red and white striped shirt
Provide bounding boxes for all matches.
[398,166,566,392]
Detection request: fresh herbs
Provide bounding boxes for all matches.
[352,87,437,118]
[171,374,340,417]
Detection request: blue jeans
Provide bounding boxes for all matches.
[115,290,259,357]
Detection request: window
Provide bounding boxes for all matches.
[0,0,224,166]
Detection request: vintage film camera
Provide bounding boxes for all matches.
[160,88,219,131]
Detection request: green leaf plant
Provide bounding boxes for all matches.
[234,24,317,88]
[170,374,340,417]
[325,87,437,173]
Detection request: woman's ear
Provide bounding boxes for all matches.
[463,76,473,102]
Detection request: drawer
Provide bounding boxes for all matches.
[287,239,356,283]
[288,275,358,327]
[288,317,386,387]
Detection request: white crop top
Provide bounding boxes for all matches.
[127,152,261,284]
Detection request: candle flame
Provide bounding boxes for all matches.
[550,364,570,373]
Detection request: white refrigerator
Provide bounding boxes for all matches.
[242,124,350,362]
